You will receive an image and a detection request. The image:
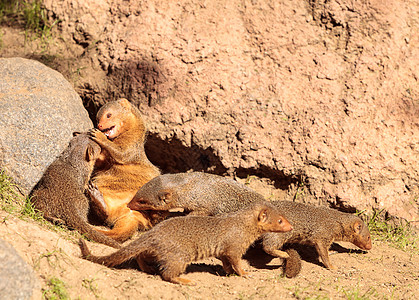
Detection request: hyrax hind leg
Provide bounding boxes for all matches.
[97,208,151,243]
[86,181,108,220]
[159,261,194,285]
[314,241,336,270]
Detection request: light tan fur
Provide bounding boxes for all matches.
[88,98,161,242]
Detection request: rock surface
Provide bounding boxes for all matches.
[0,238,40,300]
[0,58,93,194]
[1,1,417,223]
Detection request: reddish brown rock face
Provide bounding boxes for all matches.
[26,0,419,223]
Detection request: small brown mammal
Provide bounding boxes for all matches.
[128,172,266,215]
[79,202,292,285]
[88,98,161,242]
[127,173,372,277]
[30,133,121,249]
[263,201,372,276]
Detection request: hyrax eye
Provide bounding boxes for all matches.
[107,113,112,118]
[278,218,283,224]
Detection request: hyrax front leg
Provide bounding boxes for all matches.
[88,129,128,164]
[219,256,234,275]
[226,255,249,277]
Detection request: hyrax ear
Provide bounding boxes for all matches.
[85,144,98,162]
[73,131,81,136]
[158,190,173,204]
[353,220,363,234]
[118,98,132,110]
[258,208,269,224]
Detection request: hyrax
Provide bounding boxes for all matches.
[88,98,161,242]
[263,200,372,276]
[30,133,120,249]
[79,202,292,285]
[128,172,266,215]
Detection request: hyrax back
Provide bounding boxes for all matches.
[128,173,372,277]
[30,133,121,249]
[88,98,161,242]
[263,201,372,275]
[79,202,292,285]
[128,172,266,215]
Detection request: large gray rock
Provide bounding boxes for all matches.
[0,239,40,300]
[0,57,93,194]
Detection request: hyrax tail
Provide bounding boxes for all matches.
[283,248,302,278]
[79,238,146,268]
[71,215,121,249]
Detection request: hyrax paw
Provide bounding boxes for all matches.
[88,128,107,142]
[88,128,103,137]
[241,271,253,279]
[327,265,337,270]
[87,181,101,197]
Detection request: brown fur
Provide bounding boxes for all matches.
[79,202,292,285]
[127,172,372,277]
[128,172,266,215]
[282,248,301,278]
[30,133,121,249]
[263,201,372,277]
[88,98,161,242]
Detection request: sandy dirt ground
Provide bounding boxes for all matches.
[1,208,417,300]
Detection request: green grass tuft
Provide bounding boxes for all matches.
[43,277,69,300]
[0,168,45,221]
[365,209,418,253]
[0,0,59,40]
[0,168,24,213]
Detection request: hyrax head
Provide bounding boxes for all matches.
[96,98,142,140]
[128,176,176,211]
[256,204,293,233]
[69,132,101,168]
[350,217,372,250]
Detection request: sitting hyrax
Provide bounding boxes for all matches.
[263,200,372,276]
[128,172,266,215]
[87,98,161,242]
[30,133,120,249]
[79,202,292,285]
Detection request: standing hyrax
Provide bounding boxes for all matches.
[30,133,120,249]
[263,200,372,275]
[88,98,161,242]
[126,172,372,277]
[79,202,292,285]
[127,172,266,215]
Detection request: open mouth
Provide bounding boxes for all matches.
[101,126,116,138]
